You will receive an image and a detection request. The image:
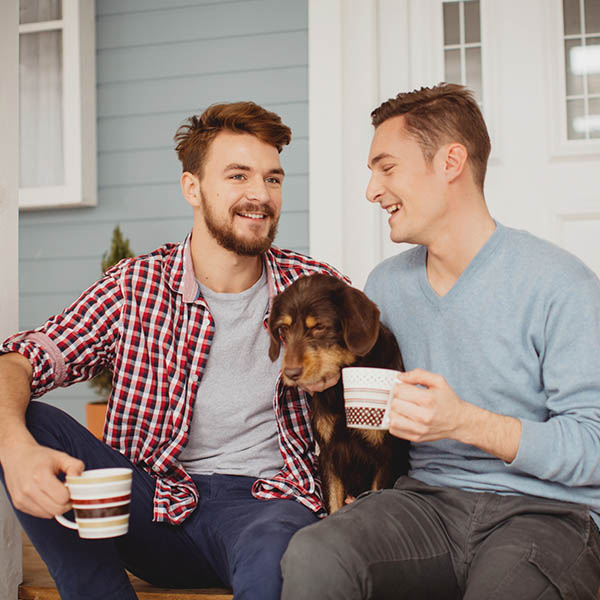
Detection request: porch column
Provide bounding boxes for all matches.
[0,1,23,598]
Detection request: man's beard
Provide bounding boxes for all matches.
[200,192,279,256]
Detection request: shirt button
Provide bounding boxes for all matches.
[183,425,189,433]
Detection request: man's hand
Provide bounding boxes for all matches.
[389,368,522,463]
[388,369,466,442]
[1,441,84,519]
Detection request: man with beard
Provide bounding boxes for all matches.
[0,102,343,600]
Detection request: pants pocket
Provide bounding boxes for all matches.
[528,541,600,600]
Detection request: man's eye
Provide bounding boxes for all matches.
[382,165,394,173]
[266,177,282,185]
[230,174,245,180]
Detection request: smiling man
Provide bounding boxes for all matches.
[281,84,600,599]
[0,102,343,600]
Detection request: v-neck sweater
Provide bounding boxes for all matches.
[364,222,600,526]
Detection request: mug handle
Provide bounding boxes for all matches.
[381,377,402,430]
[55,513,78,530]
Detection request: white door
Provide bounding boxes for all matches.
[309,0,600,286]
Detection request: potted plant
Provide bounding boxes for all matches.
[86,225,134,439]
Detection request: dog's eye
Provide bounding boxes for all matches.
[278,326,288,340]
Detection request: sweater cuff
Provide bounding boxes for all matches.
[506,418,548,474]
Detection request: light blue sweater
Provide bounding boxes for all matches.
[364,222,600,526]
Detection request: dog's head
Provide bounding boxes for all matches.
[268,274,381,388]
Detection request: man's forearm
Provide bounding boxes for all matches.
[454,401,522,464]
[0,353,36,457]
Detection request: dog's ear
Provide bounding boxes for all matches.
[268,298,283,361]
[268,331,282,361]
[340,285,380,356]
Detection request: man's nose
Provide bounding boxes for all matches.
[246,177,270,202]
[366,174,383,204]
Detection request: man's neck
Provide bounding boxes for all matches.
[190,227,264,294]
[425,200,496,298]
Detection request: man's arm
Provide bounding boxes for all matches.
[0,352,83,518]
[389,369,522,463]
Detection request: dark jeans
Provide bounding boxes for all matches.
[1,402,317,600]
[281,476,600,599]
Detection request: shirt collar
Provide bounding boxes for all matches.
[170,232,285,306]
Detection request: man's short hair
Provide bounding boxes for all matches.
[174,101,292,177]
[371,83,491,190]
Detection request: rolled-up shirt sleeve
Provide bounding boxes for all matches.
[0,273,123,397]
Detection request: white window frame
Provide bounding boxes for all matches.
[544,0,600,158]
[18,0,97,210]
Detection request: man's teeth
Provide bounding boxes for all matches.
[238,212,266,219]
[386,204,401,214]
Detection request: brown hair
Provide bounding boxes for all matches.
[174,101,292,177]
[371,83,491,189]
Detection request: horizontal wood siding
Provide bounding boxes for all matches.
[18,0,308,424]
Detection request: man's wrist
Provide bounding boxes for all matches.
[452,401,522,463]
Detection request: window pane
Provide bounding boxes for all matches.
[584,0,600,34]
[588,97,600,138]
[464,0,481,44]
[20,0,62,24]
[445,49,461,84]
[563,0,581,35]
[443,2,460,46]
[586,38,600,93]
[466,47,483,101]
[565,39,586,95]
[567,98,587,138]
[19,30,64,187]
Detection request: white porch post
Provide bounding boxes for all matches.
[0,1,23,598]
[309,0,381,288]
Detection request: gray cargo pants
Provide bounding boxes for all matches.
[281,477,600,599]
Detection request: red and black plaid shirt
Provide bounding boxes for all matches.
[1,235,347,524]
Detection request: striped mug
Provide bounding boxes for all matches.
[342,367,401,430]
[55,468,132,539]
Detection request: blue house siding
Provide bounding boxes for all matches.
[18,0,309,423]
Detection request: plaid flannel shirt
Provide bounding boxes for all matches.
[1,235,347,525]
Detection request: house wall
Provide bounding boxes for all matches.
[18,0,309,424]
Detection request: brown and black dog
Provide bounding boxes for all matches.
[268,273,409,513]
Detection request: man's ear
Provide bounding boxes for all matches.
[181,171,201,208]
[340,286,380,357]
[441,142,468,184]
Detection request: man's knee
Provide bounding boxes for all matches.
[281,518,361,598]
[25,401,82,447]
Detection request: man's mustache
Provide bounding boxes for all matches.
[232,202,277,218]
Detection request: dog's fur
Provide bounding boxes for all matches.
[268,273,409,513]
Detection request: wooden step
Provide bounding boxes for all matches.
[19,531,233,600]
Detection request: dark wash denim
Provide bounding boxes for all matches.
[281,476,600,599]
[1,401,317,600]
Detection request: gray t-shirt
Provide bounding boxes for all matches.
[178,267,283,478]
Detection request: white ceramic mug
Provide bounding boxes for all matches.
[342,367,401,430]
[55,467,132,539]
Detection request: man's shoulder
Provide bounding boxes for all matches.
[104,241,181,280]
[501,225,596,285]
[267,246,348,282]
[368,245,422,281]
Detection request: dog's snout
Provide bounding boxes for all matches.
[284,366,303,380]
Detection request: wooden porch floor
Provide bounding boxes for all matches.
[20,531,233,600]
